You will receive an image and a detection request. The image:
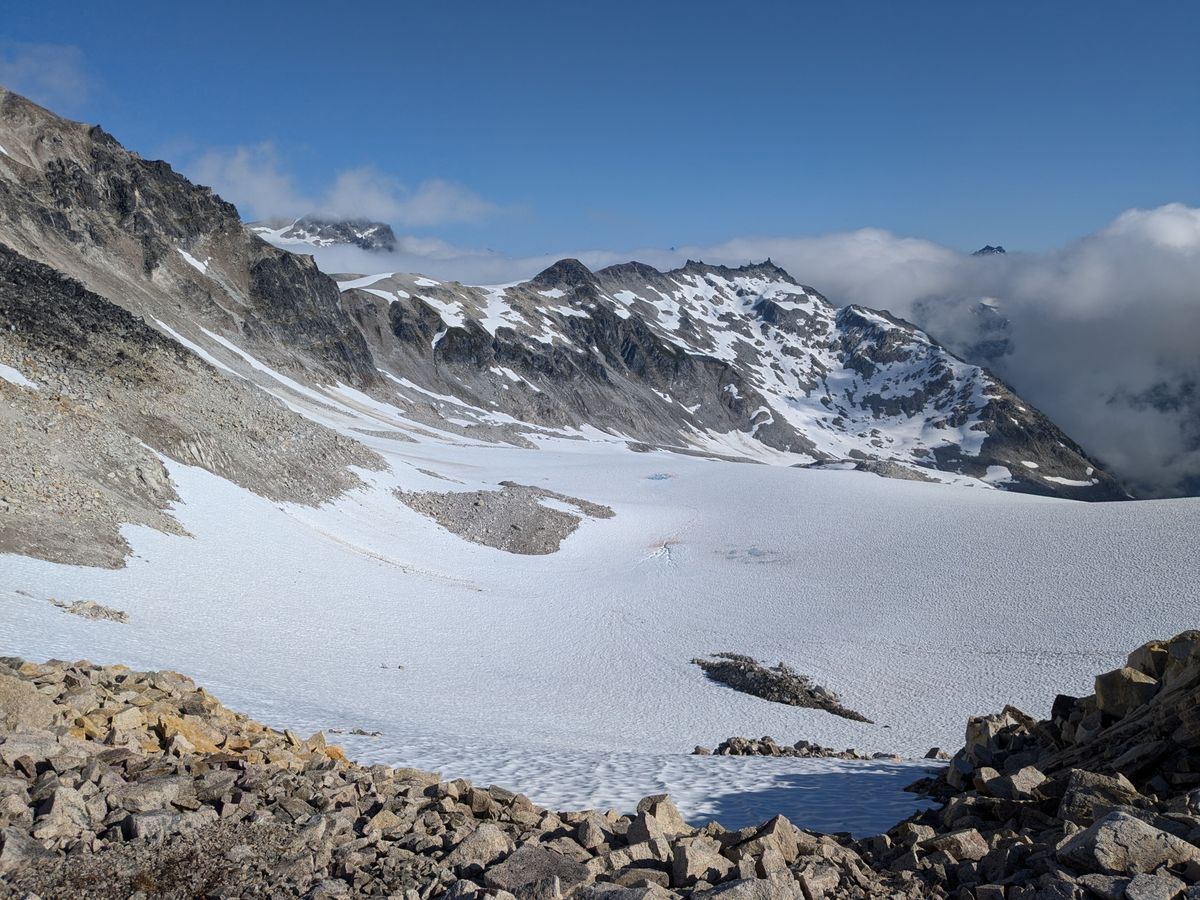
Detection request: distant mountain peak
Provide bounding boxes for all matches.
[530,258,598,289]
[252,216,397,252]
[972,245,1006,256]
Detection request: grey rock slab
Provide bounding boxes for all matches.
[108,776,193,813]
[445,822,514,870]
[693,875,802,900]
[1124,872,1187,900]
[0,675,59,732]
[1056,810,1200,875]
[482,845,592,894]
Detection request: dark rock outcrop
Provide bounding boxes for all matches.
[691,654,871,723]
[865,631,1200,898]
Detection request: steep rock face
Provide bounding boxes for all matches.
[0,88,376,389]
[0,242,379,567]
[339,259,1123,498]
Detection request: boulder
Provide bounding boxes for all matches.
[1074,874,1131,900]
[893,822,935,847]
[108,776,192,813]
[1124,872,1187,900]
[0,674,59,731]
[1127,641,1170,680]
[987,766,1046,801]
[575,813,611,850]
[445,822,514,870]
[1056,810,1200,874]
[671,836,734,888]
[795,860,841,898]
[31,785,89,840]
[1057,770,1145,825]
[946,752,975,789]
[0,825,55,874]
[1094,667,1159,719]
[731,815,802,865]
[924,828,989,862]
[1162,631,1200,687]
[627,809,670,846]
[636,795,692,838]
[692,875,801,900]
[483,845,592,895]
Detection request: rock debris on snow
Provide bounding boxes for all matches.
[691,654,872,723]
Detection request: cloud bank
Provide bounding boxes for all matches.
[187,143,494,227]
[286,205,1200,499]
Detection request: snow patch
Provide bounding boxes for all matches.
[982,465,1014,485]
[177,249,210,275]
[1042,475,1100,487]
[0,363,37,390]
[337,273,395,291]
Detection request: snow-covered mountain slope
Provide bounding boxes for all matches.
[3,339,1197,832]
[251,215,397,252]
[340,258,1124,499]
[0,86,1123,507]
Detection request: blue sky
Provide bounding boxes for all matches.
[2,1,1197,255]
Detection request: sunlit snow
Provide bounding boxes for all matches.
[4,333,1198,835]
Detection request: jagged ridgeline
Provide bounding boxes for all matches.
[342,256,1122,499]
[0,82,1123,534]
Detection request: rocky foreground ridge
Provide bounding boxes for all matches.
[2,632,1199,899]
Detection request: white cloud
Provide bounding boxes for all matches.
[184,146,494,227]
[286,205,1200,498]
[189,143,309,221]
[0,42,89,111]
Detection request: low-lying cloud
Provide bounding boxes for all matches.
[186,143,495,227]
[287,204,1200,499]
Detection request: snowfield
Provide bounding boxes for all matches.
[2,340,1198,836]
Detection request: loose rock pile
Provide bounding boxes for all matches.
[0,656,927,899]
[48,599,129,623]
[693,737,899,762]
[864,631,1200,899]
[690,654,871,723]
[5,632,1198,898]
[395,482,614,556]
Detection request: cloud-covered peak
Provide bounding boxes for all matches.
[185,143,495,228]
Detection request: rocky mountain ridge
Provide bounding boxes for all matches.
[0,85,1129,572]
[252,217,398,253]
[339,257,1123,498]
